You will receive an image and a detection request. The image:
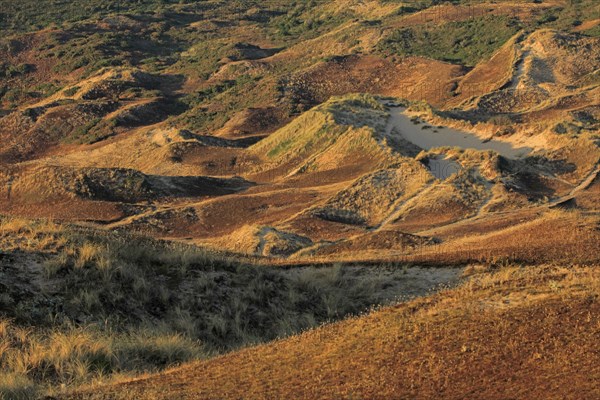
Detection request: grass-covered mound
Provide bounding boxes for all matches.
[249,94,404,177]
[0,217,429,398]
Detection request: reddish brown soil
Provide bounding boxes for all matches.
[289,55,464,108]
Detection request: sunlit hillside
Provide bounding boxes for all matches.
[1,0,599,398]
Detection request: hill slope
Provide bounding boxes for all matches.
[1,1,600,398]
[64,265,600,400]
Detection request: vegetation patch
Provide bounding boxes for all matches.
[377,16,522,66]
[0,217,426,396]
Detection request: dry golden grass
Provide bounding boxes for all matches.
[274,208,600,267]
[418,208,600,265]
[3,216,450,398]
[1,3,599,397]
[0,321,203,399]
[64,264,600,400]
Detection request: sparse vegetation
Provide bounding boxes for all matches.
[488,114,513,126]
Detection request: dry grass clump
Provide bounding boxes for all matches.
[0,216,66,252]
[0,372,36,400]
[0,321,203,398]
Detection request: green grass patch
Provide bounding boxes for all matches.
[377,15,522,67]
